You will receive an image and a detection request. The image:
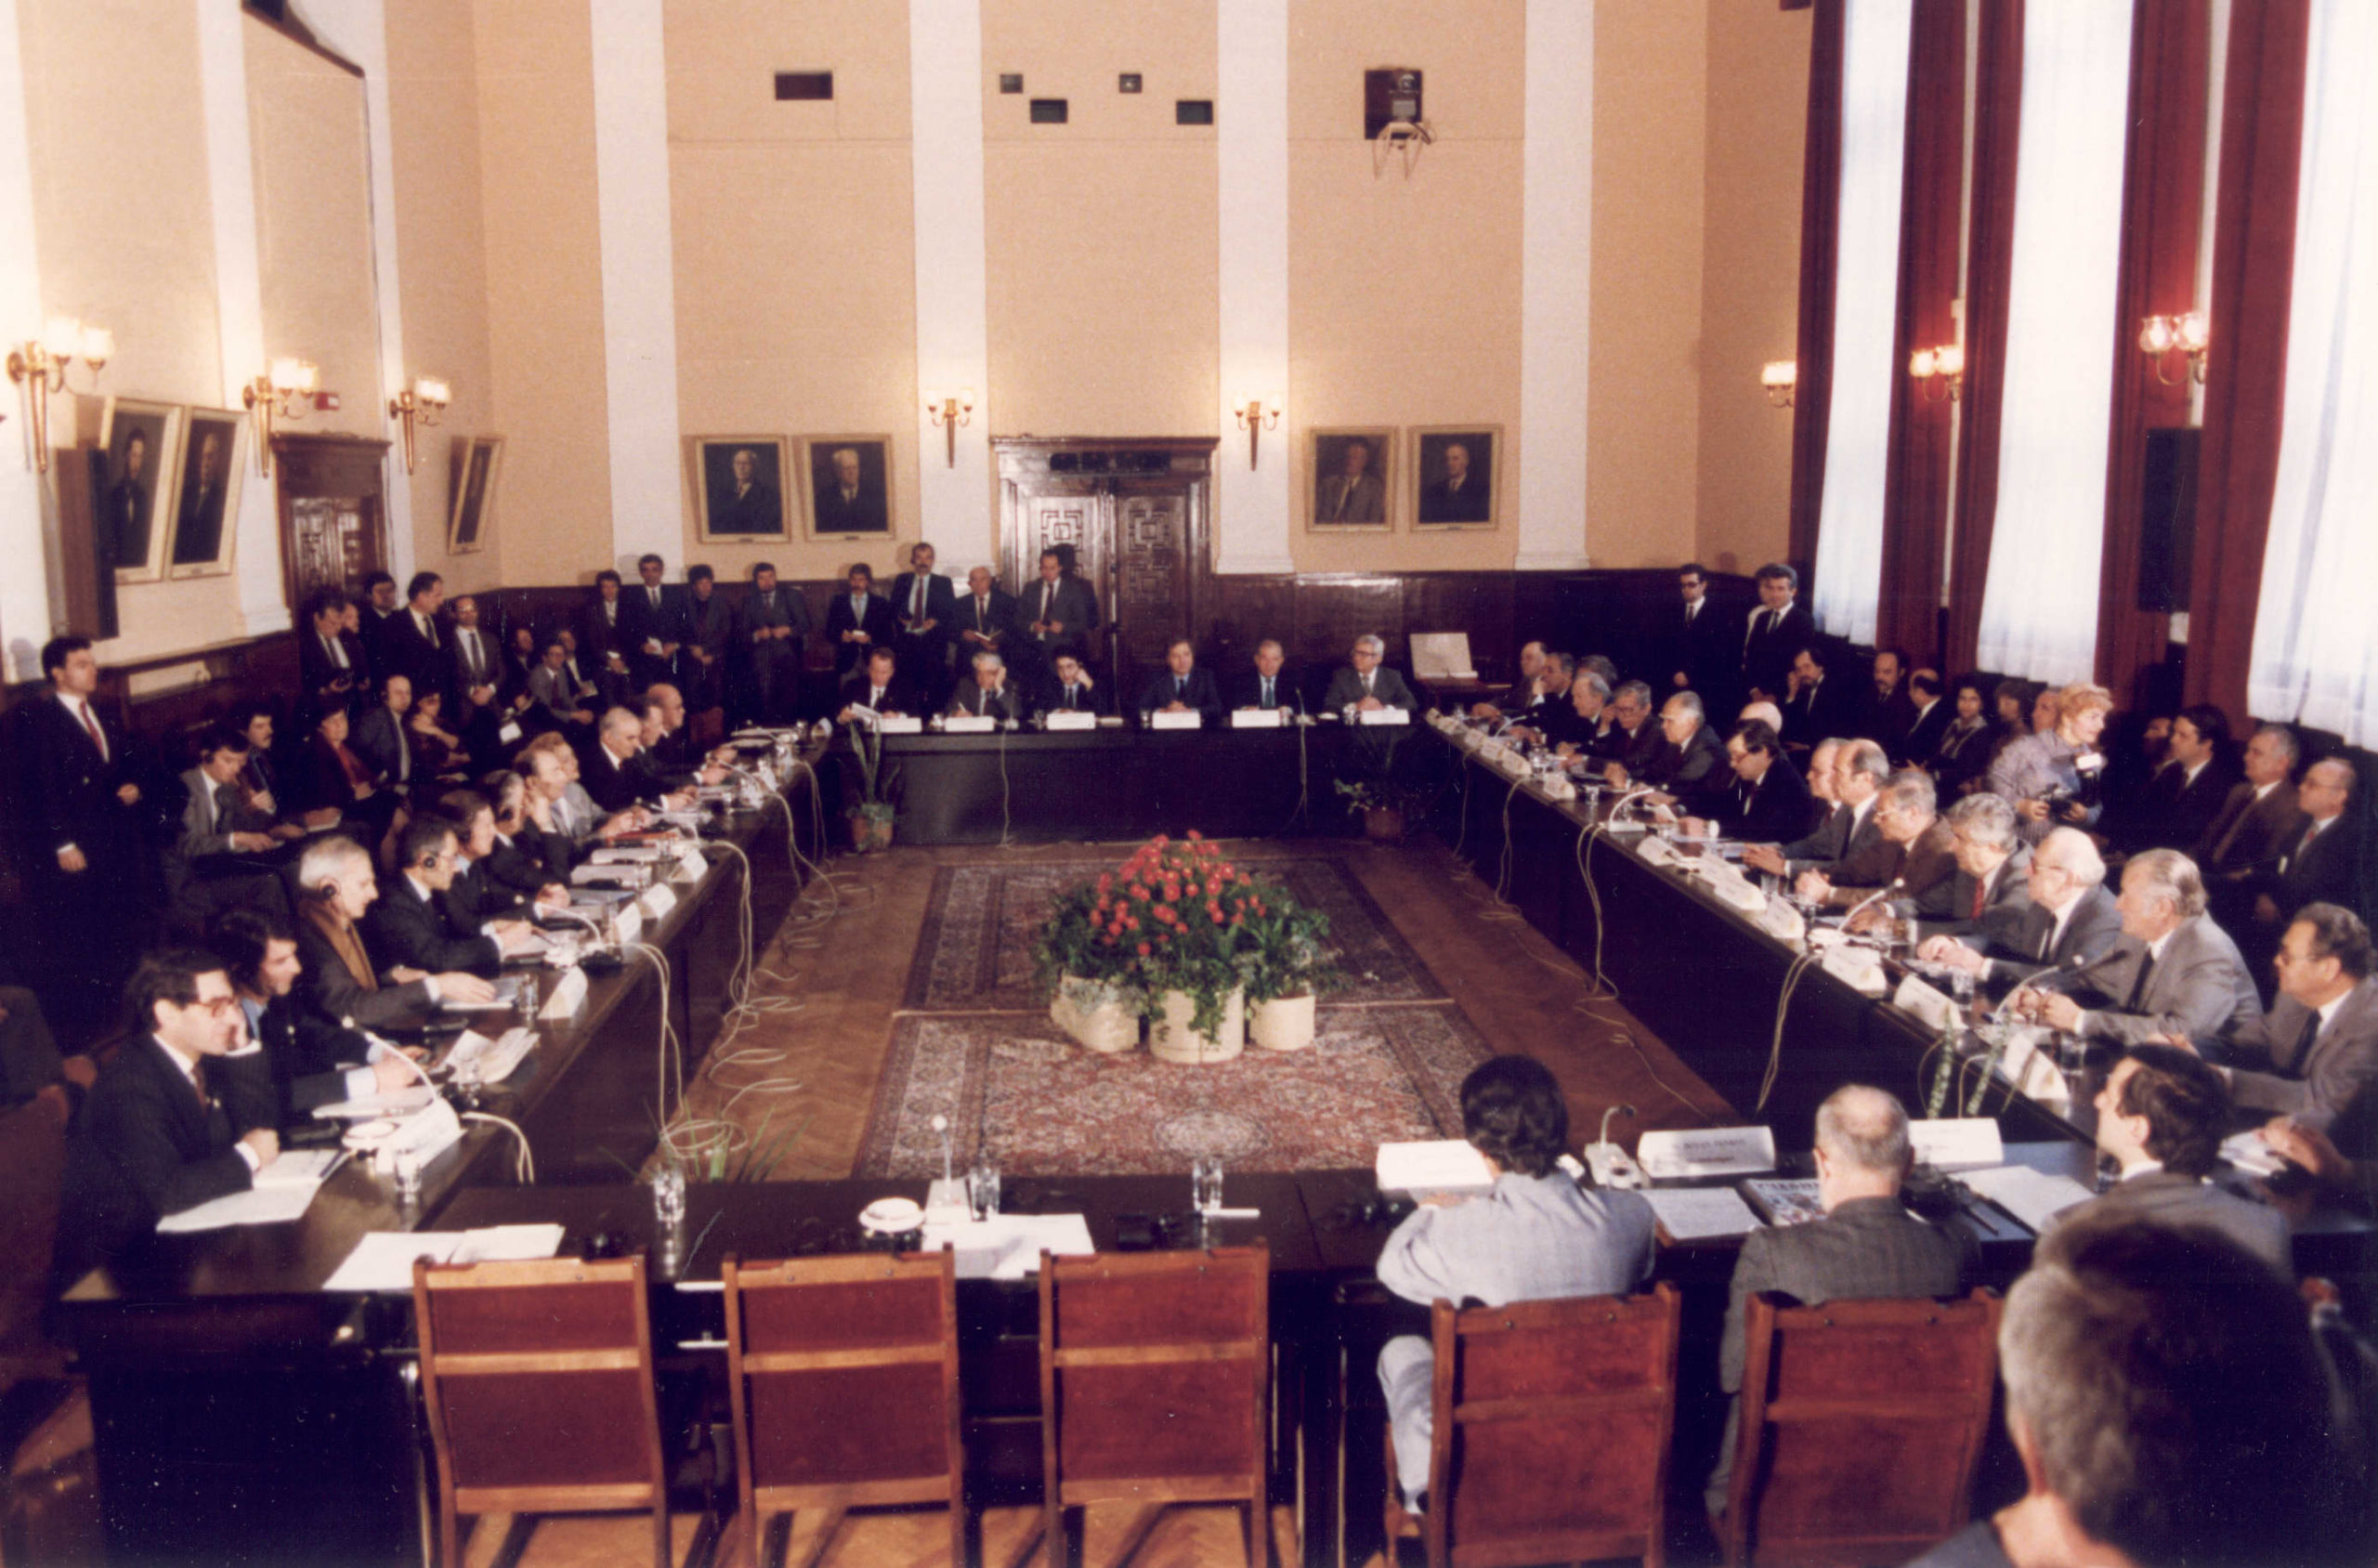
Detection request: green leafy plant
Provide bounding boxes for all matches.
[844,720,898,823]
[1235,895,1337,1005]
[1334,726,1446,817]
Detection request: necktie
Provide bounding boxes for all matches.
[189,1055,210,1109]
[2123,949,2157,1012]
[1364,671,1374,695]
[1042,584,1053,622]
[464,632,481,681]
[213,781,231,835]
[1176,676,1185,699]
[1262,677,1274,708]
[976,598,988,629]
[649,586,660,611]
[2292,1009,2322,1071]
[872,686,883,707]
[77,700,106,760]
[911,577,926,619]
[1064,686,1076,709]
[1687,601,1698,624]
[325,634,344,670]
[1970,873,1988,921]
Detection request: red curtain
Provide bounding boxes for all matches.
[2185,0,2311,722]
[1786,0,1847,581]
[2095,0,2211,712]
[1943,0,2025,678]
[1874,0,1967,669]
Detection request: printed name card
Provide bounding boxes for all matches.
[1230,708,1286,728]
[1149,710,1202,730]
[672,849,709,883]
[538,966,589,1021]
[942,715,995,734]
[637,884,678,922]
[1356,707,1412,725]
[1907,1117,2005,1169]
[1375,1139,1497,1198]
[875,715,923,735]
[1822,942,1888,996]
[1636,1126,1777,1181]
[612,904,642,947]
[1044,710,1097,731]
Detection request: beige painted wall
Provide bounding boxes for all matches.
[665,0,923,581]
[1696,0,1806,576]
[386,0,501,593]
[1286,0,1526,573]
[473,0,612,583]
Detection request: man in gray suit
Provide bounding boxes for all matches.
[1909,793,2032,939]
[1323,634,1418,713]
[2215,903,2378,1137]
[735,562,812,725]
[1706,1086,1971,1515]
[2024,848,2262,1050]
[1742,738,1886,881]
[1375,1056,1654,1511]
[1921,827,2124,989]
[2042,1044,2291,1276]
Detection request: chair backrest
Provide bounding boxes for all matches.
[1725,1288,2003,1566]
[1427,1282,1682,1568]
[722,1250,961,1496]
[1039,1246,1269,1493]
[0,1096,67,1358]
[412,1255,663,1499]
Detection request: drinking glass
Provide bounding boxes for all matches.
[514,970,540,1026]
[1192,1156,1225,1213]
[651,1160,687,1226]
[968,1156,1001,1222]
[392,1145,424,1208]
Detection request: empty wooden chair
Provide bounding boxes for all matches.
[1039,1245,1271,1568]
[1382,1282,1682,1568]
[412,1254,673,1568]
[0,1094,69,1375]
[721,1250,964,1568]
[1716,1288,2002,1567]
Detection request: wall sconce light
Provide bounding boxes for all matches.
[923,387,974,467]
[6,317,113,474]
[242,357,317,477]
[387,375,451,475]
[2138,310,2209,385]
[1232,395,1282,469]
[1908,343,1965,403]
[1760,360,1797,409]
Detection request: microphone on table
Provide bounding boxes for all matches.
[1838,876,1905,930]
[1996,952,2092,1022]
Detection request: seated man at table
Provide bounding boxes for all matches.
[2015,848,2263,1052]
[1138,638,1222,722]
[1226,638,1295,713]
[1468,639,1546,722]
[1921,827,2125,989]
[1503,653,1579,746]
[1629,692,1728,805]
[947,650,1028,722]
[214,908,417,1124]
[1746,739,1885,882]
[1708,1085,1970,1516]
[583,707,690,814]
[1326,634,1418,715]
[2040,1044,2292,1276]
[1375,1055,1655,1512]
[1599,681,1666,780]
[517,733,644,849]
[1549,671,1618,762]
[1904,793,2031,939]
[1798,769,1956,917]
[165,725,295,937]
[294,835,493,1033]
[362,818,540,982]
[631,692,730,797]
[1681,720,1814,843]
[53,949,282,1287]
[1037,650,1109,718]
[839,646,920,724]
[2215,902,2378,1142]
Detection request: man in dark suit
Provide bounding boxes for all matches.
[582,708,684,814]
[501,624,542,706]
[2196,724,2308,875]
[1806,770,1958,915]
[441,595,506,756]
[2025,848,2264,1050]
[1037,651,1110,718]
[375,572,451,708]
[1598,680,1667,785]
[1137,638,1223,721]
[1323,634,1418,713]
[164,728,292,936]
[2116,704,2236,854]
[1470,640,1547,722]
[617,554,692,692]
[1779,645,1855,750]
[1922,826,2126,988]
[1708,1085,1971,1515]
[1225,639,1296,714]
[1664,563,1736,703]
[291,833,493,1032]
[298,590,363,716]
[1417,438,1490,523]
[2042,1046,2291,1276]
[824,562,899,676]
[1855,648,1917,752]
[1908,793,2031,939]
[677,566,736,721]
[1019,550,1099,673]
[1898,670,1952,767]
[53,950,281,1287]
[361,818,536,980]
[736,562,812,725]
[7,635,146,1037]
[2215,904,2378,1141]
[1739,562,1814,705]
[811,444,885,535]
[837,647,921,722]
[357,572,402,684]
[947,651,1028,722]
[954,567,1016,673]
[1637,692,1729,807]
[1748,738,1892,881]
[577,570,634,710]
[2254,759,2361,927]
[214,909,416,1125]
[888,542,960,707]
[350,675,420,794]
[1683,720,1815,843]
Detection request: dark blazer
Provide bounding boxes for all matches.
[361,606,405,681]
[735,583,813,674]
[54,1035,263,1285]
[1225,670,1298,712]
[8,692,137,870]
[376,608,450,705]
[887,571,960,641]
[1962,882,2126,985]
[1608,718,1666,778]
[1663,597,1736,704]
[1781,800,1852,862]
[445,623,503,712]
[250,993,374,1122]
[946,681,1028,722]
[1017,577,1100,660]
[2043,1172,2292,1278]
[1036,675,1113,718]
[581,744,664,813]
[1323,665,1418,712]
[1138,667,1223,718]
[824,591,900,675]
[678,590,737,706]
[2067,915,2265,1047]
[360,874,502,978]
[2196,780,2309,877]
[298,628,364,714]
[484,828,571,895]
[294,910,437,1032]
[1705,754,1817,843]
[838,671,922,718]
[1780,675,1856,750]
[1899,699,1952,768]
[1640,721,1727,798]
[1910,844,2032,935]
[1740,602,1815,700]
[442,860,530,931]
[577,595,633,679]
[617,583,693,677]
[1719,1196,1971,1393]
[2222,977,2378,1132]
[349,705,416,788]
[953,589,1018,656]
[2122,758,2239,855]
[2262,812,2362,921]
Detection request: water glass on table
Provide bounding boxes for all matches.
[967,1156,1001,1222]
[651,1160,687,1226]
[1192,1156,1225,1214]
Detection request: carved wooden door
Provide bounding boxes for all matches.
[1111,481,1193,675]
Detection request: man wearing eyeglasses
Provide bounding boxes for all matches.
[360,818,540,981]
[54,949,281,1287]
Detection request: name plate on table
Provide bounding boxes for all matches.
[1357,707,1412,726]
[1376,1138,1497,1199]
[1230,707,1286,728]
[1757,895,1808,944]
[538,965,588,1020]
[612,904,643,947]
[1822,941,1888,996]
[1149,710,1202,730]
[1638,1125,1778,1181]
[1908,1117,2005,1169]
[875,715,923,735]
[1538,775,1576,802]
[672,848,709,883]
[1044,710,1097,731]
[1636,834,1685,869]
[943,715,996,734]
[637,884,678,922]
[1893,974,1955,1032]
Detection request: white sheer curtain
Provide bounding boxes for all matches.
[1972,0,2136,681]
[1810,0,1914,647]
[2246,0,2378,745]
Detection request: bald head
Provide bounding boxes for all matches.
[1814,1084,1911,1206]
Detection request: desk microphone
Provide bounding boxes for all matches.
[1585,1104,1645,1190]
[1838,876,1905,928]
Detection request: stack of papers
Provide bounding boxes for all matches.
[2220,1130,2286,1178]
[915,1214,1095,1280]
[1640,1187,1763,1241]
[322,1224,568,1290]
[158,1148,347,1233]
[1960,1166,2096,1233]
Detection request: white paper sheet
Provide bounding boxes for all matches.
[1960,1165,2097,1233]
[1641,1186,1764,1241]
[1375,1139,1496,1198]
[916,1214,1095,1280]
[157,1178,323,1233]
[321,1224,568,1291]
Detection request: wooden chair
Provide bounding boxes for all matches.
[1715,1288,2002,1567]
[412,1254,673,1568]
[720,1250,963,1568]
[1039,1245,1271,1568]
[0,1094,69,1377]
[1381,1282,1681,1568]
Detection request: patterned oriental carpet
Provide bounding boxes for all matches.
[858,856,1493,1178]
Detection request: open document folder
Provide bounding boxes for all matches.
[155,1148,345,1234]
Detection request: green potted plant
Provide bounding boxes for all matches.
[1235,892,1335,1052]
[1334,726,1443,841]
[1033,880,1143,1052]
[843,720,898,853]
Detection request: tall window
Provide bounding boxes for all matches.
[1972,0,2136,682]
[2247,0,2378,744]
[1810,0,1914,647]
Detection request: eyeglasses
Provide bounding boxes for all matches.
[189,997,242,1016]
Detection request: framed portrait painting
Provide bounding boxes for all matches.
[1307,427,1394,531]
[96,397,182,582]
[165,407,245,577]
[448,434,504,554]
[1411,425,1501,530]
[692,435,792,542]
[800,435,894,539]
